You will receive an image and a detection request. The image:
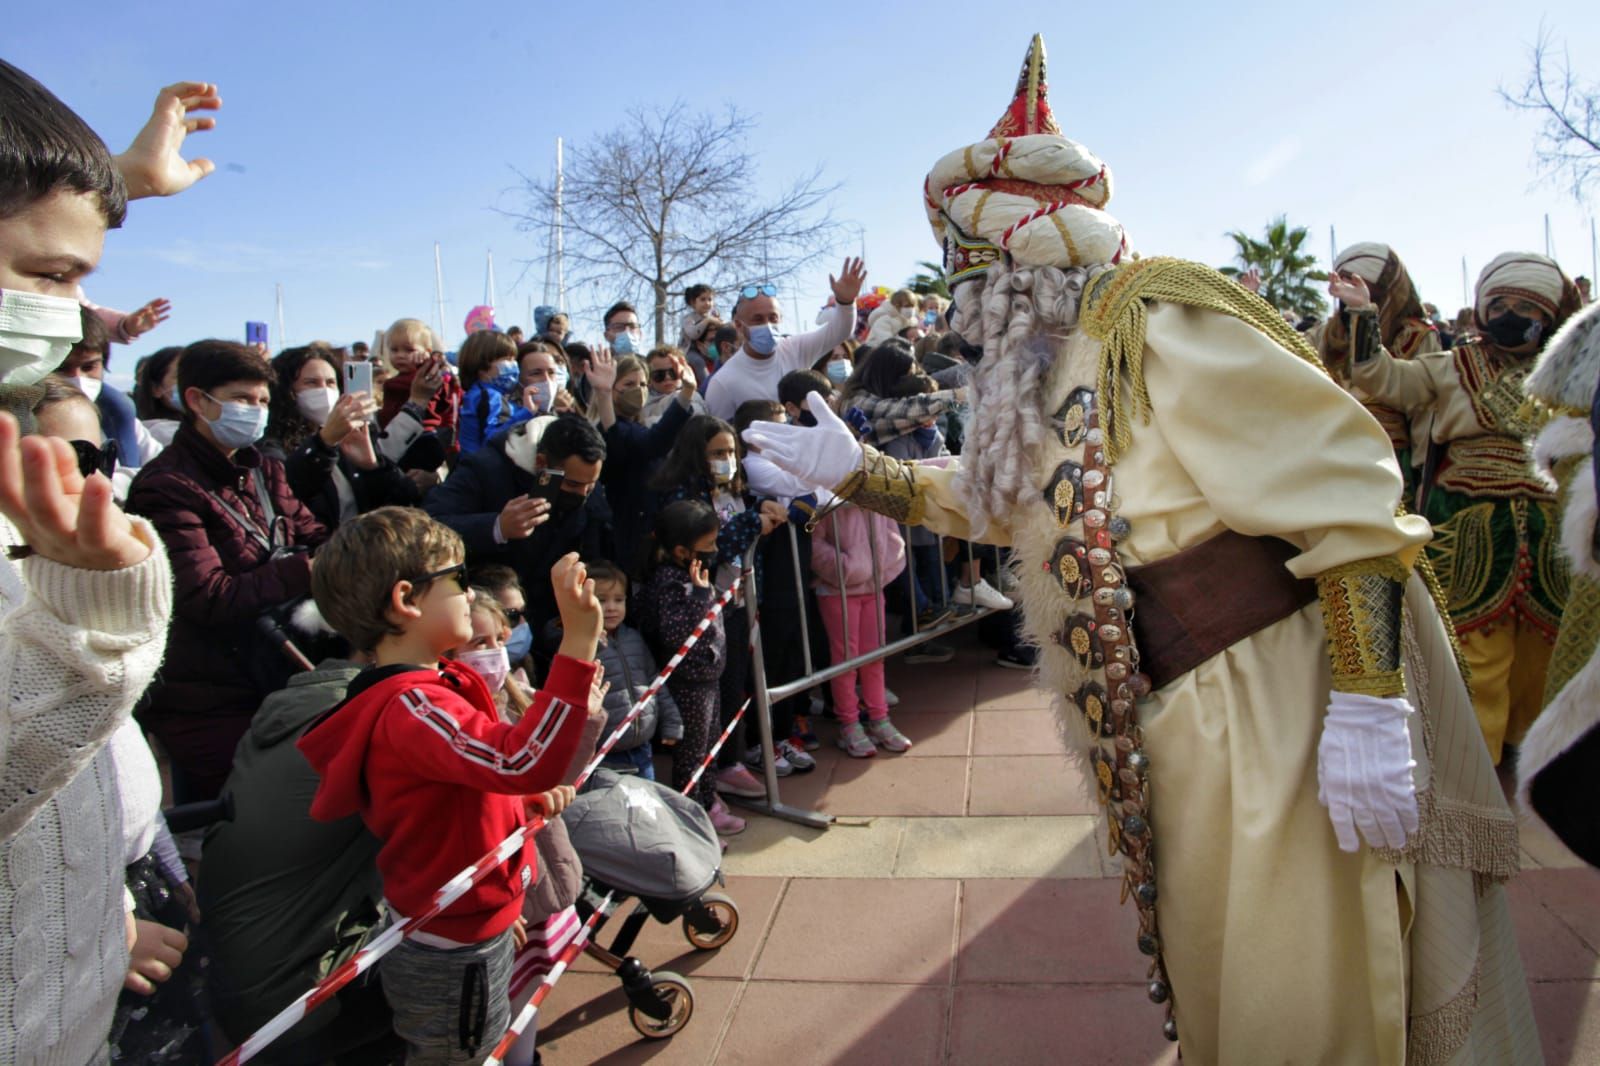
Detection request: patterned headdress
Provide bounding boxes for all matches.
[1473,252,1581,332]
[1333,242,1426,348]
[925,34,1126,287]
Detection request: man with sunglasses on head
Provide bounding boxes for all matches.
[705,258,868,420]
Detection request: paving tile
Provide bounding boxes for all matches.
[1517,868,1600,954]
[894,815,1105,879]
[535,971,740,1064]
[1530,980,1600,1066]
[894,709,973,758]
[1520,815,1590,870]
[957,878,1146,985]
[1507,878,1600,980]
[819,755,968,817]
[971,708,1065,755]
[752,878,959,984]
[974,666,1054,710]
[570,875,787,981]
[949,984,1179,1066]
[721,814,903,879]
[715,981,946,1066]
[967,754,1100,816]
[879,666,980,714]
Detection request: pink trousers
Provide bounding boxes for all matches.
[816,591,888,723]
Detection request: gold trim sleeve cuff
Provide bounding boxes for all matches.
[1317,556,1409,698]
[831,445,927,526]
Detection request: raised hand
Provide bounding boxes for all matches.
[674,350,698,394]
[830,256,868,307]
[0,413,151,570]
[586,345,618,391]
[319,391,377,449]
[115,81,221,200]
[1328,271,1374,311]
[121,298,172,340]
[552,552,603,654]
[408,353,446,405]
[688,558,711,589]
[1238,267,1262,295]
[496,494,550,541]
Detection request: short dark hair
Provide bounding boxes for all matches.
[779,369,831,408]
[0,59,127,228]
[712,324,739,349]
[468,563,522,597]
[603,301,637,328]
[71,305,111,359]
[536,412,606,464]
[563,342,592,369]
[733,399,783,437]
[457,330,517,383]
[684,284,713,307]
[587,560,628,593]
[351,340,370,352]
[646,499,720,576]
[176,340,273,420]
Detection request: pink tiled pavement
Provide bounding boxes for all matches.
[532,628,1600,1064]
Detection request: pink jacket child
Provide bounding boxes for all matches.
[810,504,908,750]
[810,504,905,597]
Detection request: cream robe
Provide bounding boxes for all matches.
[899,304,1536,1065]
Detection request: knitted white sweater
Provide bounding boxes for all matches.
[0,515,172,1066]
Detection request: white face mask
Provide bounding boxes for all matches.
[296,385,339,426]
[0,289,84,386]
[71,375,103,402]
[457,645,510,694]
[710,455,737,482]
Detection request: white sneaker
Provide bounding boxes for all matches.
[777,738,817,773]
[952,577,1013,611]
[744,744,793,777]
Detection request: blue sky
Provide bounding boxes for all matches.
[11,1,1600,370]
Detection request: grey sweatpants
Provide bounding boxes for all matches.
[378,927,515,1064]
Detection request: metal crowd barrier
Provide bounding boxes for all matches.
[736,514,1002,830]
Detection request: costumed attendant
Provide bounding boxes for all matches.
[1312,242,1441,502]
[745,36,1539,1065]
[1517,298,1600,867]
[1349,253,1584,766]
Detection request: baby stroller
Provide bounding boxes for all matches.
[562,769,741,1039]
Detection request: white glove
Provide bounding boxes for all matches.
[739,392,863,490]
[1316,692,1419,853]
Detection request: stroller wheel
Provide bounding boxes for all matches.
[682,892,740,951]
[629,971,694,1039]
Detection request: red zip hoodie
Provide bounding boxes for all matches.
[297,654,596,943]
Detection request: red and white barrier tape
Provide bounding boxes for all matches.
[683,697,751,794]
[485,892,616,1065]
[217,577,741,1065]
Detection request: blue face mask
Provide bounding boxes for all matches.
[490,361,520,394]
[912,425,939,450]
[612,332,637,356]
[203,393,270,450]
[746,324,779,356]
[824,360,850,384]
[168,383,184,413]
[504,621,533,664]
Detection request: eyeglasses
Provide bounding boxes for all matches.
[70,439,118,479]
[410,562,471,593]
[504,606,525,626]
[739,284,778,300]
[650,368,681,383]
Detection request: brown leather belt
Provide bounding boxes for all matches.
[1125,531,1317,691]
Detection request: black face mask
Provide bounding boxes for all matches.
[798,409,818,428]
[1484,311,1543,350]
[694,549,719,572]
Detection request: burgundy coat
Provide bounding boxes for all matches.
[127,422,329,796]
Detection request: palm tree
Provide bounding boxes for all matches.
[1219,215,1328,318]
[905,260,950,298]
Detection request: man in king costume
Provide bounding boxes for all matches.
[744,36,1540,1065]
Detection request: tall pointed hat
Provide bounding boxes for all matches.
[925,34,1125,276]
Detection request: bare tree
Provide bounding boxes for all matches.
[1501,28,1600,201]
[513,103,843,344]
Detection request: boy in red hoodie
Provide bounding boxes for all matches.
[298,506,601,1063]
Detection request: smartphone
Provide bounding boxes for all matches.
[343,359,374,397]
[245,321,269,347]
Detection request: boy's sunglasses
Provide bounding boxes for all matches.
[650,368,681,383]
[410,562,471,593]
[71,439,118,479]
[739,284,778,300]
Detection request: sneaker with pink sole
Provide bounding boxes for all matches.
[836,721,877,758]
[709,796,746,836]
[867,717,913,753]
[714,764,766,798]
